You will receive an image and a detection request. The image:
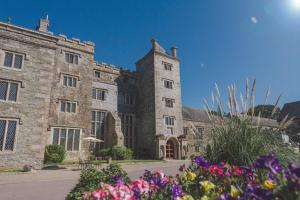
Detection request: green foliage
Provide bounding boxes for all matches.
[248,104,280,119]
[66,164,131,200]
[44,144,66,164]
[206,117,282,166]
[111,146,133,160]
[98,148,111,157]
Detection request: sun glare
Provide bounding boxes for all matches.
[291,0,300,9]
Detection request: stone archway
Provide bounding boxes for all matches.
[166,138,179,159]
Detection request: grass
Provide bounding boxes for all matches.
[0,168,23,173]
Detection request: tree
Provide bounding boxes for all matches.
[248,104,280,119]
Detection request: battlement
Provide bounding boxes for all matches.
[0,17,95,54]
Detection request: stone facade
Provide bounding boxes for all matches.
[0,18,281,169]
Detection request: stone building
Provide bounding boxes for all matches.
[280,101,300,143]
[0,17,279,168]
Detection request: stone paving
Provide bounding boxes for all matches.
[0,160,189,200]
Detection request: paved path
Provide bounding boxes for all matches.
[0,160,189,200]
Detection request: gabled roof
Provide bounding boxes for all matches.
[280,101,300,119]
[182,106,210,123]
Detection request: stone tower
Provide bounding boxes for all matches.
[136,39,185,159]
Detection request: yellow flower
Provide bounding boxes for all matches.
[200,181,215,193]
[200,195,210,200]
[180,195,194,200]
[264,180,276,190]
[230,185,239,198]
[187,172,196,181]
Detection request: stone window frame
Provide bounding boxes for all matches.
[94,70,101,78]
[121,113,135,149]
[162,78,174,89]
[124,94,135,105]
[64,51,80,65]
[50,127,81,152]
[183,127,189,135]
[164,115,175,126]
[92,88,108,101]
[196,126,204,139]
[91,110,106,147]
[162,61,173,71]
[0,79,21,103]
[0,117,20,153]
[61,73,79,88]
[0,49,26,71]
[162,97,175,108]
[59,100,77,113]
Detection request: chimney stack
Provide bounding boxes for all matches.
[36,15,49,33]
[171,46,178,57]
[151,38,158,50]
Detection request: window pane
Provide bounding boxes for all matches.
[5,120,17,151]
[4,52,13,67]
[8,83,18,101]
[74,55,78,64]
[91,122,95,136]
[71,103,76,113]
[60,102,65,112]
[66,102,71,112]
[91,111,95,121]
[92,88,96,99]
[73,78,77,87]
[67,129,74,151]
[0,81,8,100]
[14,54,23,69]
[60,129,66,148]
[65,53,70,63]
[63,76,68,86]
[0,120,6,150]
[68,77,72,86]
[97,90,101,100]
[52,128,59,145]
[73,130,80,151]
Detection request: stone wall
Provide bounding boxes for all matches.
[0,23,56,168]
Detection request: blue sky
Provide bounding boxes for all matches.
[1,0,299,110]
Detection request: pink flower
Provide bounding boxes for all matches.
[132,178,150,194]
[100,182,135,200]
[91,189,107,200]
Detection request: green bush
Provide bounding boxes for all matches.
[44,144,66,164]
[111,146,133,160]
[98,148,111,157]
[66,164,131,200]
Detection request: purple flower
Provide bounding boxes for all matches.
[218,193,236,200]
[179,164,186,171]
[111,174,124,186]
[241,184,273,200]
[171,183,182,199]
[289,163,300,178]
[194,156,209,168]
[253,153,282,174]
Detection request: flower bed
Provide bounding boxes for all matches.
[80,153,300,200]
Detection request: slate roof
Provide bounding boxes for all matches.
[280,101,300,120]
[182,106,279,127]
[182,106,211,122]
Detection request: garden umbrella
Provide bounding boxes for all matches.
[81,137,103,143]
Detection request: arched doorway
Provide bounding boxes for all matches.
[166,140,175,159]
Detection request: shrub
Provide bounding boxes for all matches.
[66,164,131,200]
[98,148,111,157]
[44,144,66,164]
[111,146,133,160]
